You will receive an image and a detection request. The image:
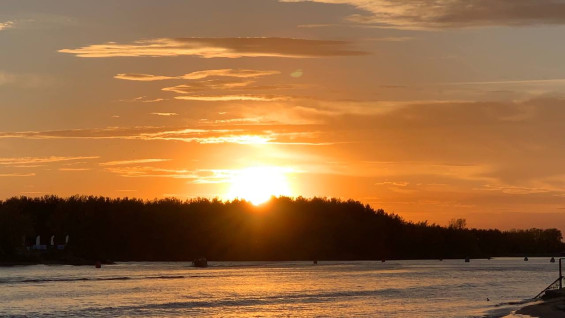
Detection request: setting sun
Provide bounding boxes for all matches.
[226,166,292,205]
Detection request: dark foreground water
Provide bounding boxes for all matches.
[0,258,559,317]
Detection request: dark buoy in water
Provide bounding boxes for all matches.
[313,260,318,265]
[550,257,555,263]
[465,257,470,263]
[192,257,208,268]
[524,256,528,261]
[95,261,101,268]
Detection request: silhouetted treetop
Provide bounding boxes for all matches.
[0,195,563,262]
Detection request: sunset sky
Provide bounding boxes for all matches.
[2,0,565,232]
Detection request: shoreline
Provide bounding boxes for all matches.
[0,259,114,267]
[515,295,565,317]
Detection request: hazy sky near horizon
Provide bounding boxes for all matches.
[2,0,565,231]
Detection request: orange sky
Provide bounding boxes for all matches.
[2,0,565,233]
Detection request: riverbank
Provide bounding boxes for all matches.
[516,296,565,317]
[0,257,114,267]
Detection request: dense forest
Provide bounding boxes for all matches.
[0,195,563,264]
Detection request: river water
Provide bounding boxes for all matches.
[0,258,560,317]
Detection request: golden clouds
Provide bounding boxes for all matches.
[174,95,287,102]
[116,68,291,103]
[0,21,14,31]
[0,125,317,145]
[99,159,172,166]
[161,81,257,93]
[150,112,178,116]
[0,156,99,166]
[0,156,98,178]
[114,74,173,81]
[115,69,280,81]
[59,37,366,58]
[0,173,35,177]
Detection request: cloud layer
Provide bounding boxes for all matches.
[115,69,280,81]
[59,37,365,58]
[281,0,565,29]
[0,156,99,167]
[0,125,322,145]
[0,21,14,31]
[117,68,290,103]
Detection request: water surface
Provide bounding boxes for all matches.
[0,258,559,317]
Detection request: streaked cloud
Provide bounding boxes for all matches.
[118,96,165,103]
[0,71,51,88]
[59,37,366,58]
[0,156,99,167]
[161,78,294,102]
[104,166,234,183]
[162,80,256,93]
[0,21,14,31]
[119,69,289,103]
[115,69,280,81]
[105,166,198,179]
[0,125,321,145]
[100,159,172,166]
[104,166,285,186]
[150,112,178,117]
[115,74,173,81]
[175,94,288,102]
[281,0,565,29]
[0,173,35,177]
[58,168,90,172]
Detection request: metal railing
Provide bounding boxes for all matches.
[534,276,563,299]
[534,258,564,299]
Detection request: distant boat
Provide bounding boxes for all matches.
[524,257,528,261]
[192,257,208,268]
[465,257,470,263]
[550,257,555,263]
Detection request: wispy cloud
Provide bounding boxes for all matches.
[162,81,256,93]
[0,173,35,177]
[0,71,51,88]
[104,166,198,179]
[0,21,14,31]
[59,37,366,58]
[58,168,90,172]
[118,96,165,103]
[446,78,565,86]
[0,126,317,145]
[118,69,288,103]
[104,166,234,183]
[0,156,99,167]
[104,166,242,184]
[281,0,565,29]
[115,69,280,81]
[150,112,178,116]
[100,159,171,166]
[115,74,173,81]
[175,94,288,102]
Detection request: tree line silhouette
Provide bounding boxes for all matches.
[0,195,563,263]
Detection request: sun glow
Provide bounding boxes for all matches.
[226,166,292,205]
